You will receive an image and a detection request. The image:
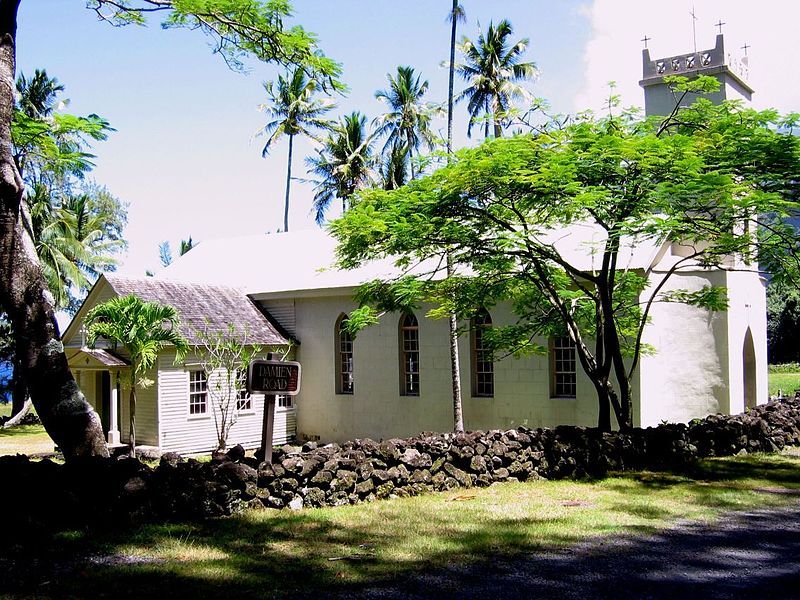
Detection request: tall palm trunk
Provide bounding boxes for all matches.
[492,97,503,138]
[407,136,416,180]
[283,134,294,232]
[0,0,107,459]
[447,0,457,155]
[447,0,464,432]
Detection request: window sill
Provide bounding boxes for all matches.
[187,414,211,421]
[236,410,256,416]
[549,396,577,401]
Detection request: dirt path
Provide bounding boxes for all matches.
[332,501,800,599]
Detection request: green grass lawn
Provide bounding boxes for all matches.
[768,369,800,397]
[0,402,55,456]
[4,449,800,598]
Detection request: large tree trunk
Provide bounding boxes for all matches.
[2,396,29,427]
[591,379,612,432]
[0,0,107,459]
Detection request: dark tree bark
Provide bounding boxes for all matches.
[0,0,108,459]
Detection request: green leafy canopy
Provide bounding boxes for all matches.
[87,0,342,87]
[331,96,800,429]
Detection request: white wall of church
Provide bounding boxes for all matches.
[119,363,159,446]
[157,349,295,454]
[636,266,766,427]
[724,270,768,414]
[292,294,606,444]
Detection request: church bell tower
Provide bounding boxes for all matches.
[639,33,753,116]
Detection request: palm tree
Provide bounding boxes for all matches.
[306,111,375,224]
[447,1,466,434]
[159,236,193,268]
[258,68,335,232]
[374,66,437,179]
[380,143,409,190]
[86,295,189,457]
[456,19,538,138]
[447,2,466,156]
[16,69,63,119]
[28,190,125,310]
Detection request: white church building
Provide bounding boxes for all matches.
[62,34,767,453]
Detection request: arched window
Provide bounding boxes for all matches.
[335,314,354,394]
[399,313,420,396]
[471,309,494,397]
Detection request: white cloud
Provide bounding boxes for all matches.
[576,0,800,114]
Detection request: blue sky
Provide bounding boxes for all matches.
[16,1,800,278]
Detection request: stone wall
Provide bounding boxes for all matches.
[3,398,800,535]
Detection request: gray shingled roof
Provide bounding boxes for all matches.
[104,275,289,346]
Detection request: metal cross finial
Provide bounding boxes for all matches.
[690,6,698,54]
[715,20,725,34]
[641,35,651,49]
[742,42,750,56]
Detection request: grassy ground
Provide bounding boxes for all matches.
[4,449,800,598]
[0,402,55,456]
[768,369,800,397]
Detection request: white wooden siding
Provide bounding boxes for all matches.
[158,349,296,454]
[261,299,296,337]
[119,363,159,446]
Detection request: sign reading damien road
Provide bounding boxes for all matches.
[247,360,302,396]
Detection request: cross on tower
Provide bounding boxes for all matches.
[690,6,698,53]
[742,43,751,56]
[641,35,651,49]
[714,20,725,34]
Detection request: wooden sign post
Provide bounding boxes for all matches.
[247,354,302,464]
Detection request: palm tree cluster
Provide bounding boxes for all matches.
[257,10,537,229]
[14,69,127,312]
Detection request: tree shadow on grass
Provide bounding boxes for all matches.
[333,503,800,600]
[2,509,584,599]
[689,453,800,489]
[3,453,800,599]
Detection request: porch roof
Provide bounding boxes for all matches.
[67,348,129,369]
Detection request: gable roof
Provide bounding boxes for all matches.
[88,275,289,346]
[66,347,129,368]
[156,227,668,297]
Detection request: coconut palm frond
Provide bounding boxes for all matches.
[456,19,538,138]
